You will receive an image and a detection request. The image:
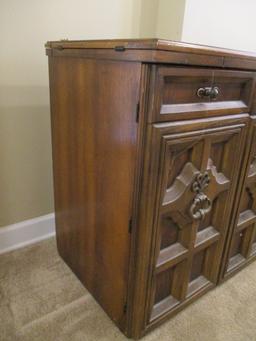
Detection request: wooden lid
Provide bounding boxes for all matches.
[45,38,256,60]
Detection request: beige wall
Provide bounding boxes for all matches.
[138,0,185,39]
[182,0,256,52]
[139,0,159,38]
[156,0,186,40]
[0,0,143,227]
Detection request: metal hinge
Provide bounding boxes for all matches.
[129,218,133,233]
[114,45,126,52]
[136,102,140,123]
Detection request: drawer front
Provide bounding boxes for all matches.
[222,116,256,278]
[149,67,255,122]
[143,115,248,326]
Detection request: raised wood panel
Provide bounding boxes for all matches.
[160,216,179,250]
[143,115,248,324]
[223,117,256,277]
[190,249,206,281]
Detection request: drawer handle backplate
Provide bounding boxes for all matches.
[197,86,220,100]
[190,172,212,220]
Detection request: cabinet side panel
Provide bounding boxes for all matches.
[48,57,141,324]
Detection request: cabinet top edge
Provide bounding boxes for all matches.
[45,38,256,60]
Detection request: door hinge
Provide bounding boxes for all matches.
[129,218,133,233]
[123,303,127,313]
[114,45,126,52]
[136,102,140,123]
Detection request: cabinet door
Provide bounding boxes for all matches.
[222,116,256,278]
[145,115,248,325]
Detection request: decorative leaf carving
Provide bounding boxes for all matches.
[192,172,210,193]
[190,172,212,220]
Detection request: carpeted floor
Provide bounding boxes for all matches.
[1,238,256,341]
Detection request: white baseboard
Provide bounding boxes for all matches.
[0,213,56,255]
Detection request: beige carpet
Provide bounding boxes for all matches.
[0,238,256,341]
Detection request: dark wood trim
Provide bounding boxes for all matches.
[45,38,256,60]
[46,39,256,71]
[125,64,152,338]
[46,48,224,68]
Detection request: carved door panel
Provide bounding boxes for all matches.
[223,117,256,278]
[147,116,248,323]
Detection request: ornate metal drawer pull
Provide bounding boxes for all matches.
[190,172,212,220]
[197,86,220,100]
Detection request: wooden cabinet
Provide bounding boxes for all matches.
[46,39,256,339]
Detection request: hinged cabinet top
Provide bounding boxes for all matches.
[45,38,256,71]
[45,38,256,59]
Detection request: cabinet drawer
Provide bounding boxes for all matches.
[149,67,255,122]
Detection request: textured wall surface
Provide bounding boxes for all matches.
[156,0,186,40]
[0,0,143,226]
[182,0,256,52]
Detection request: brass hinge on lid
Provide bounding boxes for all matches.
[136,102,140,123]
[114,45,126,52]
[129,218,133,234]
